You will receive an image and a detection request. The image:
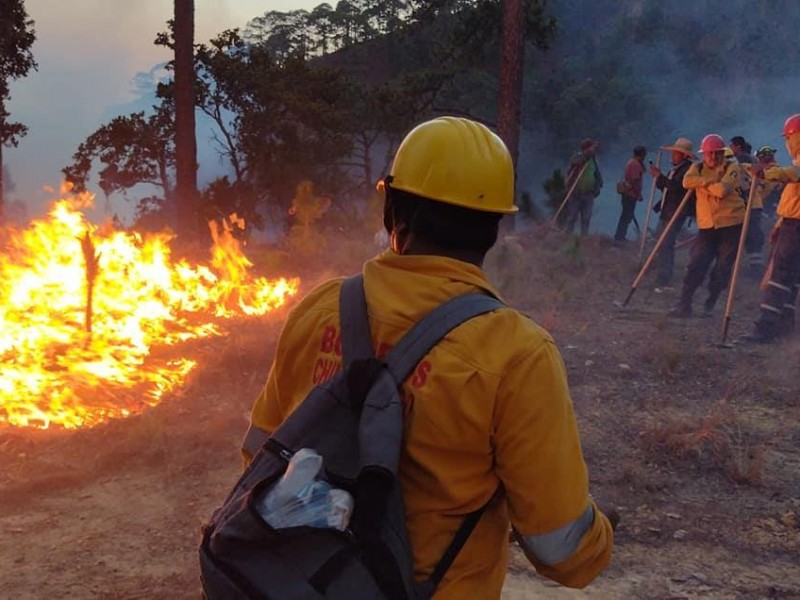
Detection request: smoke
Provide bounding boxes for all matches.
[4,0,274,220]
[2,166,15,195]
[516,0,800,235]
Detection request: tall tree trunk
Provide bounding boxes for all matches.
[174,0,198,237]
[497,0,525,168]
[497,0,525,231]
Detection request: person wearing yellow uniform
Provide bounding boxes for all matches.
[669,134,745,318]
[753,146,784,216]
[243,117,615,598]
[743,146,783,278]
[741,114,800,343]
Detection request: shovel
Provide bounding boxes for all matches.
[638,151,663,265]
[614,189,694,309]
[716,175,759,348]
[549,160,590,230]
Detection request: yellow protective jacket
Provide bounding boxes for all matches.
[764,165,800,219]
[245,250,613,598]
[683,160,746,229]
[751,177,780,210]
[740,163,782,210]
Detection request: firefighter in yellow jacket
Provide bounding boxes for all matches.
[243,117,615,597]
[743,146,782,278]
[669,134,745,317]
[741,114,800,343]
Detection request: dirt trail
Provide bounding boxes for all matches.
[2,230,799,599]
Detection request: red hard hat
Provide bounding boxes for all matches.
[700,134,726,153]
[783,114,800,137]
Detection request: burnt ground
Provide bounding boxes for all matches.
[1,226,799,599]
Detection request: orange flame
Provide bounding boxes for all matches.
[0,187,299,429]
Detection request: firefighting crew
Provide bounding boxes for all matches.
[649,138,696,289]
[564,138,603,236]
[614,146,647,243]
[243,117,614,598]
[740,114,800,343]
[669,134,745,318]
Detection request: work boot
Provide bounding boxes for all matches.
[738,329,775,344]
[668,304,692,318]
[701,296,718,318]
[741,318,779,344]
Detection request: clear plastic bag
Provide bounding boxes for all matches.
[256,448,354,531]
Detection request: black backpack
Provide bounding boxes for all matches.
[199,275,504,599]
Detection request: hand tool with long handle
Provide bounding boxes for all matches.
[638,151,663,265]
[550,160,589,228]
[615,189,694,308]
[718,175,759,346]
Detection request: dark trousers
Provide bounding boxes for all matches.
[678,225,742,311]
[745,208,765,275]
[655,214,688,286]
[564,192,594,236]
[614,195,638,241]
[754,219,800,338]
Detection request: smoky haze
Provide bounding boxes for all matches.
[3,0,272,221]
[4,0,798,233]
[516,0,800,235]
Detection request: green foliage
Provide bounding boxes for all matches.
[542,168,565,214]
[65,0,557,232]
[0,0,37,218]
[63,105,175,201]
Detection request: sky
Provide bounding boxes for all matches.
[5,0,319,220]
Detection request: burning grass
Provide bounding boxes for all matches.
[0,186,299,430]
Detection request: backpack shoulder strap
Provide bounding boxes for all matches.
[339,274,374,365]
[383,293,505,384]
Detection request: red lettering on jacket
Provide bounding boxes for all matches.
[320,326,336,353]
[320,326,343,357]
[410,361,431,388]
[312,357,341,384]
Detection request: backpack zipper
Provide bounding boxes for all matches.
[265,438,294,463]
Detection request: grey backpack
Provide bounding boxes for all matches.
[199,274,504,599]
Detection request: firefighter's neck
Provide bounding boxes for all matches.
[394,234,485,267]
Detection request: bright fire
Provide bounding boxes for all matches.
[0,187,299,430]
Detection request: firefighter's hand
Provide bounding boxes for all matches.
[649,165,660,178]
[749,163,766,179]
[707,182,726,197]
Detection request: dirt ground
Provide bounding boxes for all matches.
[2,226,799,599]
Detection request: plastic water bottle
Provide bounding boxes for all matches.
[256,448,354,531]
[261,448,323,513]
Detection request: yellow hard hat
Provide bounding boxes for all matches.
[387,116,517,214]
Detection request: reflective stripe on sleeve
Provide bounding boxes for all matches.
[760,303,783,315]
[767,280,792,293]
[519,505,594,566]
[242,425,271,456]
